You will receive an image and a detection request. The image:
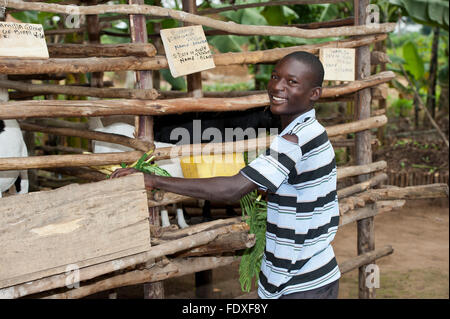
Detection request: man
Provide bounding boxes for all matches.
[111,51,340,299]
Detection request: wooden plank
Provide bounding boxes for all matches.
[0,173,150,289]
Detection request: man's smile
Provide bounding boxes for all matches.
[269,94,288,104]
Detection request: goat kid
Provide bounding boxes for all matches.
[89,118,189,228]
[0,120,29,198]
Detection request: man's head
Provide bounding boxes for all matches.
[267,51,324,118]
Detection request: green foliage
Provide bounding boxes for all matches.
[160,69,187,91]
[122,149,171,177]
[208,35,245,53]
[221,7,268,26]
[203,81,254,92]
[438,65,449,85]
[11,11,56,30]
[238,147,268,293]
[239,190,267,293]
[334,148,347,165]
[389,0,449,30]
[291,4,324,24]
[402,41,425,80]
[261,6,298,26]
[390,98,414,116]
[254,64,274,89]
[317,2,352,22]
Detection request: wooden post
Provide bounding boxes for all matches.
[87,0,104,88]
[0,10,7,103]
[354,0,375,299]
[375,40,387,145]
[129,0,163,299]
[181,0,213,299]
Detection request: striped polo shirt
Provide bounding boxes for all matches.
[240,108,340,299]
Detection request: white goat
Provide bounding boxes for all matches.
[88,118,188,228]
[0,120,29,198]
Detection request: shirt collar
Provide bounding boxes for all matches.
[280,108,316,135]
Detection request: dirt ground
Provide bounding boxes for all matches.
[162,198,449,299]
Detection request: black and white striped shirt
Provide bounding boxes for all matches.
[240,109,341,299]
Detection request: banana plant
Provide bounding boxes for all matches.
[389,0,449,30]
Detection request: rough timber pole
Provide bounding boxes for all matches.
[129,0,163,299]
[354,0,375,299]
[0,11,7,103]
[86,0,115,298]
[87,0,104,88]
[181,0,213,299]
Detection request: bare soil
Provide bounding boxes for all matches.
[162,198,449,299]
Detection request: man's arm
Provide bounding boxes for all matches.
[110,168,258,205]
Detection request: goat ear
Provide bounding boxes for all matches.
[0,120,5,134]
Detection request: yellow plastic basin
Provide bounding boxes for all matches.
[180,153,246,178]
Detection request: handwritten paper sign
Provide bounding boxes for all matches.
[319,48,355,82]
[160,25,215,78]
[0,22,49,59]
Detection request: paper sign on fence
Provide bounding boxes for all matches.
[0,22,49,59]
[160,25,215,78]
[319,48,355,82]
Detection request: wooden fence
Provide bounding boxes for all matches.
[0,0,448,299]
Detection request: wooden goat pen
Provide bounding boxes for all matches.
[0,0,448,299]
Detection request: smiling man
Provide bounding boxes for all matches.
[111,51,340,299]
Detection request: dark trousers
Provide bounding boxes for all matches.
[279,279,339,299]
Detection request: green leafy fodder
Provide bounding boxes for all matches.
[239,190,267,293]
[121,149,171,177]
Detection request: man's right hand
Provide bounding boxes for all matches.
[109,167,140,179]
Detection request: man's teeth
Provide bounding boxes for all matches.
[272,96,287,101]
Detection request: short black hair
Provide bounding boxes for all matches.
[281,51,324,88]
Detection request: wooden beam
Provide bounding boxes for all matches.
[337,161,387,180]
[339,245,394,274]
[338,173,388,199]
[42,256,237,299]
[44,167,106,182]
[0,35,388,75]
[162,85,388,101]
[370,51,391,65]
[0,72,394,119]
[19,122,152,152]
[197,0,349,15]
[0,94,269,119]
[365,184,449,200]
[0,79,159,99]
[47,43,157,58]
[37,144,87,154]
[5,0,396,39]
[0,116,387,171]
[0,151,143,171]
[0,221,247,298]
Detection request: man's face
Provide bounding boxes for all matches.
[267,57,320,117]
